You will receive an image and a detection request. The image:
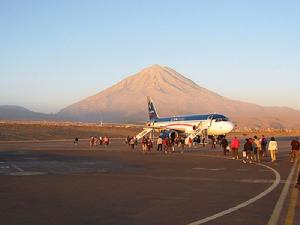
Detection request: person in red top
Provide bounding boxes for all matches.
[230,137,240,159]
[290,137,300,163]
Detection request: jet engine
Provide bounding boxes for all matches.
[159,130,178,141]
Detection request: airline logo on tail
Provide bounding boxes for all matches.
[147,96,159,120]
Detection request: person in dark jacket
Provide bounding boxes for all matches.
[221,138,229,156]
[290,137,300,163]
[243,138,253,163]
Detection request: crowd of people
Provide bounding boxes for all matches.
[124,134,300,167]
[219,135,269,163]
[219,135,300,165]
[80,133,300,167]
[126,135,190,154]
[76,133,300,189]
[88,135,110,147]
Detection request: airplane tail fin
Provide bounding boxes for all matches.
[147,96,159,120]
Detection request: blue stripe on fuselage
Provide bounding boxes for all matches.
[149,114,227,123]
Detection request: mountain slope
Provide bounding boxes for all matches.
[58,65,300,128]
[0,105,54,120]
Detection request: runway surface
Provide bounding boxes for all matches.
[0,138,299,225]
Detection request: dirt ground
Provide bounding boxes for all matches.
[0,122,142,141]
[0,121,300,141]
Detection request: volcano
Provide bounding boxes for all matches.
[58,65,300,128]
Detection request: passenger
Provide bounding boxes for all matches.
[290,137,300,163]
[211,136,216,149]
[202,137,206,147]
[89,136,95,148]
[125,136,130,145]
[230,137,240,159]
[147,137,153,153]
[260,135,268,157]
[171,141,175,152]
[134,136,138,146]
[174,136,179,147]
[268,137,278,163]
[295,170,300,189]
[94,136,99,146]
[188,137,193,148]
[74,137,79,146]
[242,139,247,163]
[129,137,135,150]
[253,136,262,162]
[99,136,103,145]
[221,138,229,156]
[180,136,185,153]
[141,137,147,153]
[157,136,163,151]
[243,138,253,163]
[164,138,171,154]
[103,136,110,147]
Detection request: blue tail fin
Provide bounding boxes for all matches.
[147,96,159,120]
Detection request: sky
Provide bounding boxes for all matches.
[0,0,299,113]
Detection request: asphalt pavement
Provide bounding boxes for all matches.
[0,138,299,225]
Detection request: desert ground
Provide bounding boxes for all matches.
[1,120,300,142]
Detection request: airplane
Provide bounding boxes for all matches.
[136,96,235,141]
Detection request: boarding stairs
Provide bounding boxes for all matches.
[186,119,212,141]
[135,128,153,140]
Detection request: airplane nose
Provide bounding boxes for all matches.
[226,121,235,132]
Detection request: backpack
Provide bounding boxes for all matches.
[261,138,267,145]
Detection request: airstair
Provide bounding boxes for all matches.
[135,128,153,140]
[186,119,212,141]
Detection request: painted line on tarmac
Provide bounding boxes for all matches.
[187,163,280,225]
[0,166,10,169]
[8,171,47,176]
[259,169,271,172]
[284,162,300,225]
[10,163,24,172]
[236,169,249,172]
[284,183,299,225]
[267,161,298,225]
[192,168,226,171]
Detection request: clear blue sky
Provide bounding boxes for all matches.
[1,0,299,113]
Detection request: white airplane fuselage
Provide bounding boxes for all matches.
[148,114,234,136]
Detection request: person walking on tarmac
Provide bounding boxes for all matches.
[129,137,135,150]
[253,136,262,162]
[230,137,240,159]
[243,138,253,163]
[211,136,216,149]
[290,137,300,163]
[221,138,229,156]
[157,136,163,151]
[268,137,278,163]
[260,135,268,157]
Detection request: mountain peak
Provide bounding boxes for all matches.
[139,64,167,75]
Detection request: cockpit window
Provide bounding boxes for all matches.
[214,118,229,122]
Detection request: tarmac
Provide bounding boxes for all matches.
[0,138,299,225]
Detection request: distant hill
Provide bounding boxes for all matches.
[0,105,54,121]
[58,65,300,128]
